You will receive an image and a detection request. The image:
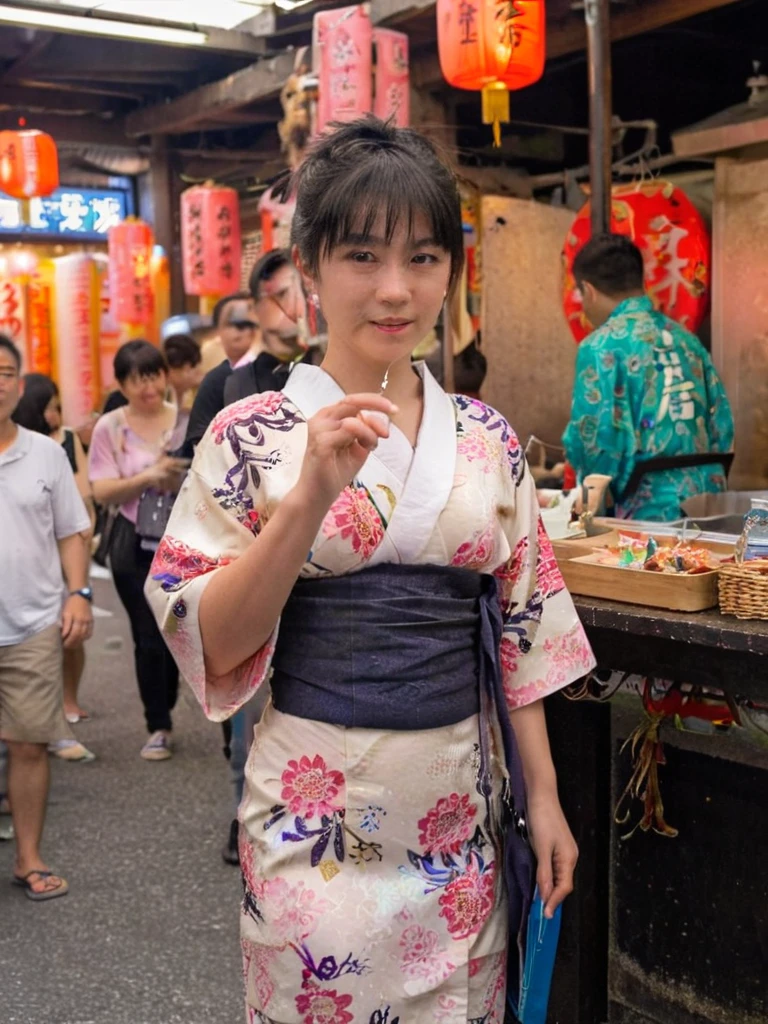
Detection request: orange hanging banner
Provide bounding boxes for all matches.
[108,217,154,329]
[27,259,55,378]
[0,277,28,368]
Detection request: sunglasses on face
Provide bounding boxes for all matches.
[229,320,258,331]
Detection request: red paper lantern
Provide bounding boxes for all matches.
[373,29,410,127]
[181,184,242,297]
[313,5,373,135]
[0,129,59,199]
[437,0,545,145]
[562,181,711,342]
[108,218,154,328]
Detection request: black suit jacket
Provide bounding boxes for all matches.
[181,359,232,458]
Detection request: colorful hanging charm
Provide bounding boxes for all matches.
[437,0,546,146]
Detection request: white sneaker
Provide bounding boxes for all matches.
[140,731,173,761]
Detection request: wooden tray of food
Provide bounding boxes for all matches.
[553,529,735,612]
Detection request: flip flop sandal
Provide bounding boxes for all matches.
[12,870,69,901]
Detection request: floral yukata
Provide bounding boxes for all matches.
[563,296,734,522]
[146,363,595,1024]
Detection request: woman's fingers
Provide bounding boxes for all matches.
[542,843,578,919]
[320,417,381,452]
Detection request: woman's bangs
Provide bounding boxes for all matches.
[319,155,462,261]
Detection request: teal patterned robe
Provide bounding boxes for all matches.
[562,296,734,522]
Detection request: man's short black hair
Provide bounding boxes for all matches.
[211,291,252,328]
[163,333,201,369]
[114,339,167,385]
[573,233,645,297]
[0,333,21,371]
[248,249,291,302]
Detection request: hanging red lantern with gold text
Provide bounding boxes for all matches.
[108,217,154,329]
[180,183,242,297]
[437,0,545,145]
[562,181,711,342]
[0,129,59,199]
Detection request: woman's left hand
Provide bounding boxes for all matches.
[526,794,579,919]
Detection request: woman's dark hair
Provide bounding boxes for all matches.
[573,233,645,296]
[0,334,21,370]
[288,116,465,291]
[163,333,201,369]
[12,373,59,435]
[113,340,167,385]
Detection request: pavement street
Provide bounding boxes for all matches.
[0,573,245,1024]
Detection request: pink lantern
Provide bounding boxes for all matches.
[313,5,373,134]
[374,29,410,127]
[181,183,242,297]
[53,254,100,426]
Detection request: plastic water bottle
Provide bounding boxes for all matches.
[740,498,768,562]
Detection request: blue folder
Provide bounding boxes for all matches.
[508,889,563,1024]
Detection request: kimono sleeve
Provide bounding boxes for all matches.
[562,338,637,497]
[144,439,277,723]
[494,439,596,710]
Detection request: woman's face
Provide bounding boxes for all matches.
[310,210,451,372]
[121,370,167,413]
[44,394,61,432]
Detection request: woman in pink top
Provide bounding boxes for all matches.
[88,341,188,761]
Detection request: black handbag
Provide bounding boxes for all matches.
[92,504,117,567]
[136,487,175,543]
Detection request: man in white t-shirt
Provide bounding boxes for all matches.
[0,335,92,901]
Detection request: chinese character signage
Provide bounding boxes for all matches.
[373,29,410,127]
[53,254,101,426]
[0,278,27,359]
[562,181,711,343]
[0,187,129,239]
[181,184,241,297]
[313,5,373,134]
[27,260,56,377]
[108,218,154,328]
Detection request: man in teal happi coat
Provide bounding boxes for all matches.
[563,234,734,522]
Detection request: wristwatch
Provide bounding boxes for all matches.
[69,587,93,602]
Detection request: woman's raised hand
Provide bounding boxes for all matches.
[298,394,397,508]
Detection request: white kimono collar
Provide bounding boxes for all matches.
[283,362,457,563]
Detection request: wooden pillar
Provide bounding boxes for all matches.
[147,135,184,314]
[585,0,613,235]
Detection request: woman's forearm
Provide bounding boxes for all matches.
[199,483,329,678]
[91,470,150,507]
[508,699,558,801]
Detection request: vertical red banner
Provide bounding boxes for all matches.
[373,29,410,127]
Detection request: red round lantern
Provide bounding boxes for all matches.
[181,183,242,298]
[108,218,154,328]
[562,181,711,342]
[0,129,59,199]
[437,0,545,145]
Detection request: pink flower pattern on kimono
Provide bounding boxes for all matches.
[151,535,233,593]
[417,793,477,855]
[494,536,530,611]
[438,859,495,940]
[535,518,565,599]
[457,426,503,473]
[295,982,354,1024]
[281,754,346,819]
[450,524,496,570]
[322,486,384,560]
[505,623,594,708]
[399,924,457,987]
[500,635,521,682]
[211,390,285,443]
[242,939,278,1008]
[261,877,330,945]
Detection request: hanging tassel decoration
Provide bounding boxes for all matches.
[481,82,510,147]
[614,705,679,841]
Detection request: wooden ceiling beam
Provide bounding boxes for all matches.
[0,110,130,146]
[125,50,296,138]
[0,82,120,113]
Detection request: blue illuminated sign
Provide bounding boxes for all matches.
[0,187,131,239]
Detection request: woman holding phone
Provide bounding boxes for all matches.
[88,341,188,761]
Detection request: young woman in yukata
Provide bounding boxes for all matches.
[146,117,595,1024]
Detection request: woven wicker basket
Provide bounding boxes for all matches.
[718,558,768,619]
